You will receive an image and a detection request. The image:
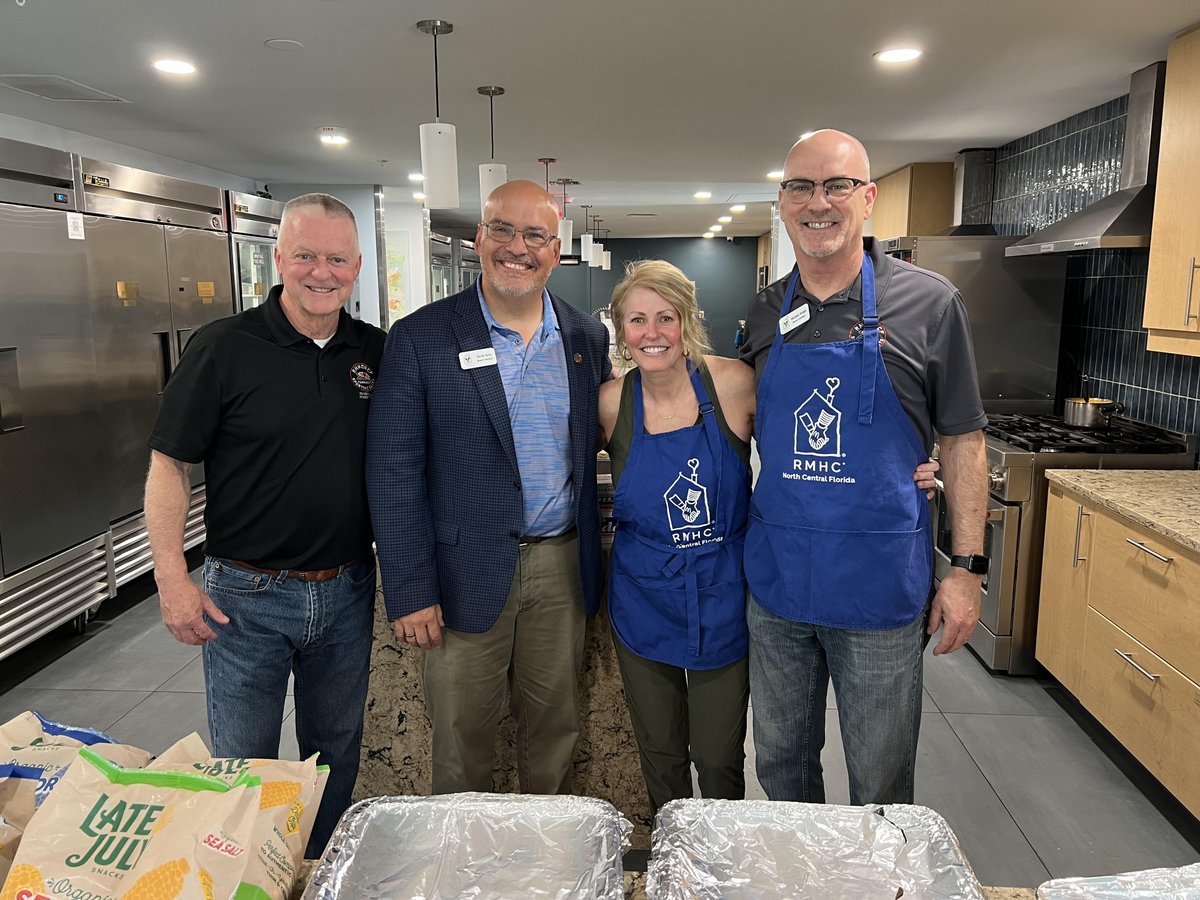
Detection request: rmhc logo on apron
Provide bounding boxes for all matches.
[793,376,842,457]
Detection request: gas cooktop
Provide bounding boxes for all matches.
[984,413,1192,454]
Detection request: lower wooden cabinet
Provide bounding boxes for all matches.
[1077,607,1200,818]
[1037,481,1200,818]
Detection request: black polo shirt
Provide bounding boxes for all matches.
[740,238,986,453]
[149,286,386,569]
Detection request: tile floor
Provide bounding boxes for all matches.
[2,571,1198,889]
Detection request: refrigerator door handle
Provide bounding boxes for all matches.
[0,347,26,433]
[153,331,172,393]
[175,328,193,361]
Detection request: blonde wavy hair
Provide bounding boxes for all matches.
[609,259,712,362]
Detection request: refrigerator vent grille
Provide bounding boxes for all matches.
[0,74,129,102]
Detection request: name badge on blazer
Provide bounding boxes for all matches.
[459,347,498,370]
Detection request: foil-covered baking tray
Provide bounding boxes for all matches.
[645,799,985,899]
[1036,861,1200,898]
[302,792,630,899]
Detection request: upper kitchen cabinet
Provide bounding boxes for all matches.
[869,163,954,242]
[1145,24,1200,355]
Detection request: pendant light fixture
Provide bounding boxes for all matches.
[589,217,604,268]
[600,230,612,271]
[477,85,506,213]
[417,19,459,209]
[552,177,578,255]
[579,204,593,265]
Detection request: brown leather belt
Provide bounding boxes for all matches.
[230,558,364,583]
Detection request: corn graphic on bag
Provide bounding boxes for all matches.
[150,733,327,900]
[0,748,260,900]
[0,764,42,884]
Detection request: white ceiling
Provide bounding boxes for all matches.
[1,0,1197,239]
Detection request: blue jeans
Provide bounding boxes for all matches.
[747,595,927,805]
[202,556,375,857]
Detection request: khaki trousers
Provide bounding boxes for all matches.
[423,531,586,794]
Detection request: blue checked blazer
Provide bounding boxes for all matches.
[366,284,612,633]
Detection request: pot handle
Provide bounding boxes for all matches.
[1101,401,1124,424]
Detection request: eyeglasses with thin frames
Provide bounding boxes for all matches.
[480,221,558,248]
[779,177,868,202]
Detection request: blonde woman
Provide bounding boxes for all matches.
[599,259,936,814]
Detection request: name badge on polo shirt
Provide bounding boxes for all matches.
[459,347,498,370]
[779,303,811,335]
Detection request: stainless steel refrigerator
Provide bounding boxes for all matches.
[78,157,233,584]
[228,190,283,310]
[0,139,110,658]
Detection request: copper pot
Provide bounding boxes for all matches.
[1062,397,1123,428]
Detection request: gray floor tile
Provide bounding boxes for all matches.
[106,691,212,754]
[0,688,152,734]
[923,644,1066,717]
[913,714,1050,888]
[946,713,1199,880]
[16,631,199,692]
[279,711,300,760]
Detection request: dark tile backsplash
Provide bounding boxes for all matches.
[988,95,1199,438]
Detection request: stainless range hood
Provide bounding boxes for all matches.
[1006,61,1165,257]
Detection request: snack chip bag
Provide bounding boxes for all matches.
[1,748,261,900]
[3,742,152,808]
[0,764,42,884]
[0,711,116,748]
[150,733,328,900]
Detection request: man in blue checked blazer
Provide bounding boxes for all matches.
[366,180,612,794]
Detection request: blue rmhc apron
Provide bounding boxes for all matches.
[608,364,751,669]
[744,258,931,628]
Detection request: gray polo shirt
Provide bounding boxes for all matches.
[740,237,986,453]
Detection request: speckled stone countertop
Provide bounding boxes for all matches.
[1045,469,1200,555]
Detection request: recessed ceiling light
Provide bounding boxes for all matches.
[702,232,715,239]
[412,192,426,201]
[152,59,196,75]
[874,48,923,63]
[264,39,304,51]
[317,126,349,145]
[729,204,746,213]
[710,224,723,232]
[767,170,784,180]
[718,216,732,224]
[627,213,657,217]
[693,191,712,200]
[408,172,424,182]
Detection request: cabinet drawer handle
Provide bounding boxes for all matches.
[1114,649,1160,682]
[1125,538,1173,564]
[1072,505,1089,568]
[1186,256,1199,326]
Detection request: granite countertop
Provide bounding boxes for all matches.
[1045,469,1200,555]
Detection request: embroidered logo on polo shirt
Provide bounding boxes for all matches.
[349,363,376,399]
[848,320,889,344]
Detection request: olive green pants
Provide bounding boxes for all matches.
[613,635,749,815]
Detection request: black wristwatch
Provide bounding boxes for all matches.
[950,554,989,576]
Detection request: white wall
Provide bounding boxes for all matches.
[271,183,383,328]
[0,112,257,191]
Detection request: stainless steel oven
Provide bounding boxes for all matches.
[933,415,1195,675]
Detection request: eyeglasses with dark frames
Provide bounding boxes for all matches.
[779,177,868,202]
[480,221,558,248]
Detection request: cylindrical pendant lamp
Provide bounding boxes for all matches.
[602,249,612,271]
[478,163,507,212]
[557,217,573,254]
[589,241,603,267]
[580,232,593,264]
[420,123,459,208]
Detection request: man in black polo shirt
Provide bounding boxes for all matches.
[144,192,385,856]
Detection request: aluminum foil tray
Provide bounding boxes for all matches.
[1036,861,1200,898]
[301,792,630,899]
[645,799,985,899]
